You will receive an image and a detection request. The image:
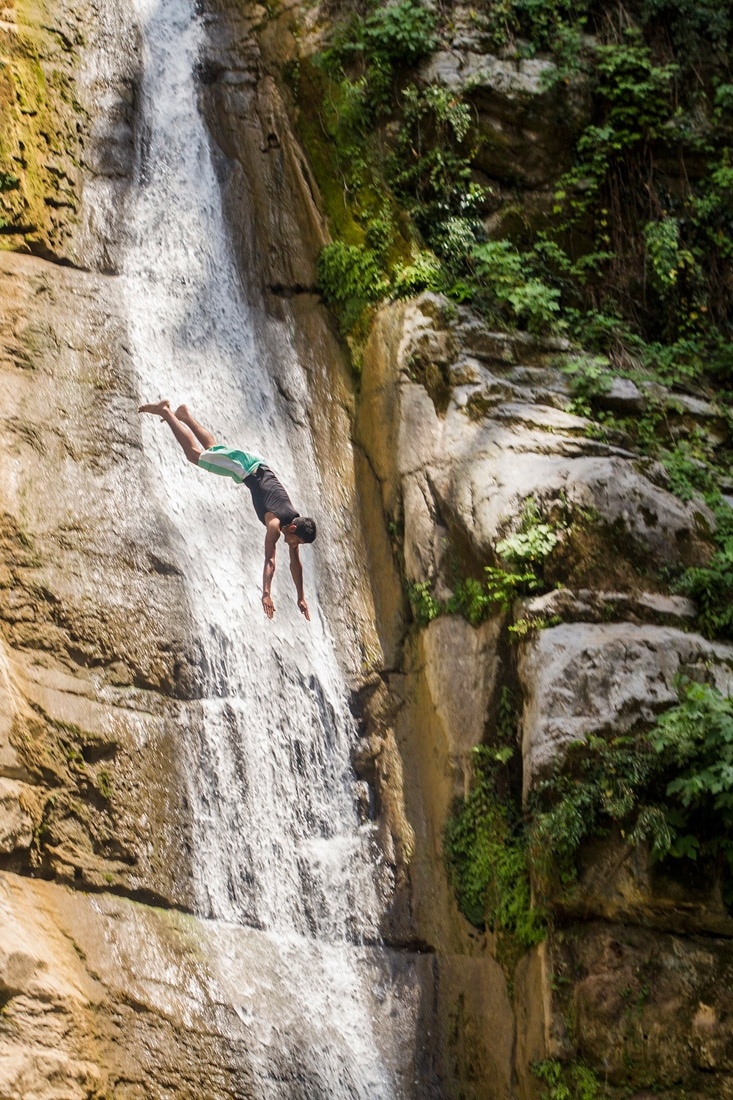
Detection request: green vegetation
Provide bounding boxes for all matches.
[530,680,733,899]
[675,503,733,640]
[292,0,492,352]
[406,579,441,626]
[444,692,545,946]
[355,0,437,67]
[297,0,733,376]
[407,497,561,627]
[448,565,540,623]
[532,1059,602,1100]
[446,676,733,941]
[317,241,388,331]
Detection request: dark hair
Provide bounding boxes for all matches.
[293,516,317,543]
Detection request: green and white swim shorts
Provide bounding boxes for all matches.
[198,446,263,484]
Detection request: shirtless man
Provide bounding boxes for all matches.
[138,401,317,621]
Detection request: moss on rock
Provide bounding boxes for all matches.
[0,0,85,258]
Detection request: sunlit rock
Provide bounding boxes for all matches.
[519,622,733,796]
[0,778,36,853]
[0,250,199,907]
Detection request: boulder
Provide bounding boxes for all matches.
[420,50,590,187]
[519,622,733,794]
[361,296,714,588]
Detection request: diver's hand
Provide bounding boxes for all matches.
[298,598,311,622]
[262,594,275,619]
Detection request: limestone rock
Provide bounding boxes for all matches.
[0,251,199,908]
[375,617,505,952]
[519,622,733,794]
[199,20,328,295]
[0,778,37,853]
[597,375,646,414]
[562,830,733,936]
[360,296,714,589]
[0,871,451,1099]
[421,615,503,768]
[420,49,590,187]
[515,588,697,628]
[0,0,90,262]
[548,923,733,1095]
[350,262,733,1097]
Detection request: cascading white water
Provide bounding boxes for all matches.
[121,0,401,1093]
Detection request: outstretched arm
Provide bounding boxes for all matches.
[289,545,310,621]
[262,518,280,619]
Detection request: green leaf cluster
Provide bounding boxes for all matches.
[639,0,733,63]
[649,682,733,844]
[449,567,541,622]
[444,744,545,945]
[531,1059,601,1100]
[307,1,481,341]
[407,498,561,628]
[327,0,437,73]
[531,735,662,885]
[675,502,733,640]
[358,0,437,67]
[470,241,562,333]
[388,84,486,256]
[530,681,733,899]
[496,507,559,564]
[317,241,389,330]
[483,0,589,60]
[561,354,612,416]
[547,17,733,345]
[406,580,442,626]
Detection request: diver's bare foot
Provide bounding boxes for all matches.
[174,404,189,421]
[138,400,171,418]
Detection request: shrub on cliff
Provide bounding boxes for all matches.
[530,680,733,902]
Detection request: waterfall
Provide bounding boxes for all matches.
[121,0,402,1093]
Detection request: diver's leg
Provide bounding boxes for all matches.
[174,404,216,450]
[138,401,203,464]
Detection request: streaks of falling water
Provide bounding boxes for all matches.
[120,0,398,1094]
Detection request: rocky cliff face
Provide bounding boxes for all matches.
[213,3,733,1096]
[2,0,733,1097]
[355,293,733,1097]
[0,2,234,1091]
[0,248,200,904]
[207,1,733,1094]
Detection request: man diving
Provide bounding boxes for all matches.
[138,401,317,621]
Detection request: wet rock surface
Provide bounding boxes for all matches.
[0,0,88,260]
[0,250,200,905]
[0,871,439,1100]
[196,0,384,676]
